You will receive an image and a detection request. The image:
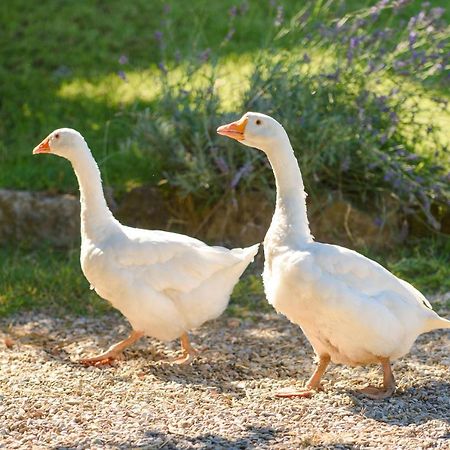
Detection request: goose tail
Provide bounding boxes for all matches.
[426,316,450,331]
[231,243,260,264]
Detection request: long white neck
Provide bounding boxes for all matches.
[262,131,312,246]
[70,145,117,241]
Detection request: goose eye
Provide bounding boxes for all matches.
[55,133,60,139]
[256,119,262,125]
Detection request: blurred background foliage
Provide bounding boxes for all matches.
[0,0,449,316]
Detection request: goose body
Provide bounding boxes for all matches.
[81,225,257,342]
[263,240,441,367]
[218,112,449,398]
[33,128,258,363]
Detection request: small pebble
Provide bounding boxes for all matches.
[0,310,448,449]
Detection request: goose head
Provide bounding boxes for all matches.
[33,128,87,161]
[217,112,287,153]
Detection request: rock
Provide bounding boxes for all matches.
[0,188,118,247]
[0,189,80,247]
[115,185,169,230]
[165,190,404,250]
[308,193,404,250]
[0,186,415,250]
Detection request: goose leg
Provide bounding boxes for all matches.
[80,330,144,366]
[357,358,396,400]
[171,333,198,365]
[276,354,331,398]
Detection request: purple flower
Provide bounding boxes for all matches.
[230,162,253,189]
[157,62,168,74]
[154,30,163,43]
[298,11,310,25]
[408,31,417,47]
[350,37,358,49]
[239,1,249,15]
[163,3,171,14]
[394,60,407,69]
[302,53,311,63]
[375,0,390,9]
[52,65,71,78]
[215,157,229,174]
[325,70,340,81]
[341,157,350,172]
[347,48,354,63]
[394,0,411,10]
[274,5,284,27]
[415,176,425,184]
[117,70,127,82]
[374,216,384,227]
[223,28,235,44]
[118,54,128,65]
[430,7,445,19]
[229,5,238,17]
[366,60,376,74]
[199,48,211,63]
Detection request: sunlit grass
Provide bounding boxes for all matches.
[0,245,110,317]
[58,70,161,106]
[369,77,450,161]
[56,56,256,111]
[56,51,450,169]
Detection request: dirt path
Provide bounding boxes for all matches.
[0,311,449,449]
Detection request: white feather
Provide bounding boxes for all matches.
[41,128,259,343]
[229,112,449,368]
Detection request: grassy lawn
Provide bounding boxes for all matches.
[0,0,297,191]
[0,1,449,317]
[1,0,448,192]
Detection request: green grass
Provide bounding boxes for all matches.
[0,1,449,317]
[1,237,448,317]
[1,0,448,193]
[0,0,299,191]
[0,245,109,316]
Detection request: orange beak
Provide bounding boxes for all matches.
[217,116,248,141]
[33,137,51,154]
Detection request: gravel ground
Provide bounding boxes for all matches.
[0,311,449,449]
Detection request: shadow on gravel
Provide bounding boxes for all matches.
[127,425,280,449]
[348,380,450,426]
[141,356,296,398]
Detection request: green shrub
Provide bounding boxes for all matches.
[124,0,449,230]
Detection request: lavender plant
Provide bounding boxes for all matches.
[124,0,449,232]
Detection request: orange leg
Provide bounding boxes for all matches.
[80,330,144,366]
[357,358,396,400]
[276,354,331,398]
[171,333,198,365]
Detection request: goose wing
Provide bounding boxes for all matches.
[113,227,246,293]
[311,242,432,311]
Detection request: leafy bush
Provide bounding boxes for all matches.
[124,0,449,230]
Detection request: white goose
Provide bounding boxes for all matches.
[217,112,449,399]
[33,128,259,365]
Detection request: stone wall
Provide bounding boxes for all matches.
[0,187,413,250]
